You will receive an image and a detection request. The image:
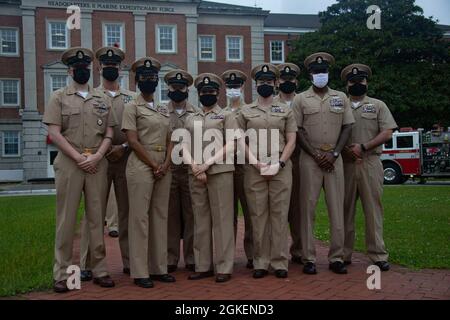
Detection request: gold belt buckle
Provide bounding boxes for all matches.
[156,145,163,152]
[83,148,92,156]
[319,144,333,152]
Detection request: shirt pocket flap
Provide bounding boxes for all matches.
[361,112,377,119]
[61,106,81,116]
[246,113,261,118]
[329,107,345,114]
[303,107,320,115]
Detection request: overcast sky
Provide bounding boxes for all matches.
[215,0,450,25]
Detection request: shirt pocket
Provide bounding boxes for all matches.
[329,106,345,125]
[245,113,263,129]
[361,112,378,130]
[61,106,81,130]
[269,113,286,131]
[303,107,320,126]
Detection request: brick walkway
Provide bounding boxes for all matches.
[24,218,450,300]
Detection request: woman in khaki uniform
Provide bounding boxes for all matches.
[182,73,239,283]
[236,64,297,279]
[220,70,254,269]
[122,57,175,288]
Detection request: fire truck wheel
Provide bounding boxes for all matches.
[383,162,402,185]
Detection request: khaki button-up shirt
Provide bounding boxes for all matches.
[293,86,355,150]
[43,83,116,152]
[184,105,239,175]
[98,86,135,146]
[236,100,298,161]
[121,94,171,151]
[348,96,397,155]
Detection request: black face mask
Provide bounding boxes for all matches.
[348,83,368,97]
[279,81,297,94]
[138,80,158,94]
[102,66,119,82]
[257,84,274,98]
[168,90,188,103]
[73,67,90,84]
[200,94,217,107]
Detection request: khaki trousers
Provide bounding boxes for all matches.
[126,151,172,278]
[299,152,345,264]
[244,162,292,271]
[288,152,302,258]
[53,152,109,281]
[167,165,195,266]
[343,155,388,262]
[189,171,235,274]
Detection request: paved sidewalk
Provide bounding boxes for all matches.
[24,218,450,300]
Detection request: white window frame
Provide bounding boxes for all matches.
[103,22,125,51]
[2,131,21,157]
[0,78,20,107]
[198,35,216,62]
[50,74,69,93]
[47,20,69,50]
[226,35,243,62]
[158,75,170,104]
[270,40,285,64]
[0,27,19,57]
[156,24,177,54]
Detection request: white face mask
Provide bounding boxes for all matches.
[312,73,329,89]
[226,88,242,100]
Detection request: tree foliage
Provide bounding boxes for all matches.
[288,0,450,129]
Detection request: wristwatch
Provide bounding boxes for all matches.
[121,143,129,151]
[333,151,340,158]
[360,144,367,152]
[279,160,286,169]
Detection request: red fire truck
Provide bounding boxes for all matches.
[381,128,450,184]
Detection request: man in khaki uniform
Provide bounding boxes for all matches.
[79,46,135,281]
[43,47,116,293]
[122,57,175,288]
[183,73,238,283]
[237,64,297,279]
[292,52,355,275]
[221,69,254,269]
[341,64,397,271]
[165,69,197,273]
[274,63,303,264]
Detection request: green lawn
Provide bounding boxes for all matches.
[0,186,449,296]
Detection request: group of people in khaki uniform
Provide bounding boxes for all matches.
[44,46,396,293]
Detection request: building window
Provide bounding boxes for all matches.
[0,28,19,56]
[104,23,125,50]
[50,75,68,92]
[270,40,284,64]
[159,78,169,103]
[198,35,215,61]
[48,21,69,50]
[0,79,20,106]
[226,36,243,62]
[2,131,20,157]
[157,25,176,53]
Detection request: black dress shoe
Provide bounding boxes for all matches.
[291,256,303,264]
[246,259,254,269]
[53,280,69,293]
[93,275,115,287]
[188,271,214,280]
[185,264,195,272]
[108,230,119,238]
[123,267,130,275]
[374,261,390,271]
[303,262,317,275]
[134,278,154,288]
[253,269,268,279]
[275,269,288,278]
[329,261,348,274]
[80,270,93,282]
[168,265,177,273]
[344,260,352,266]
[215,274,231,283]
[150,274,176,283]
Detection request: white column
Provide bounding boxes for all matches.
[134,12,147,59]
[80,10,93,87]
[251,19,265,100]
[21,7,37,111]
[186,14,199,106]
